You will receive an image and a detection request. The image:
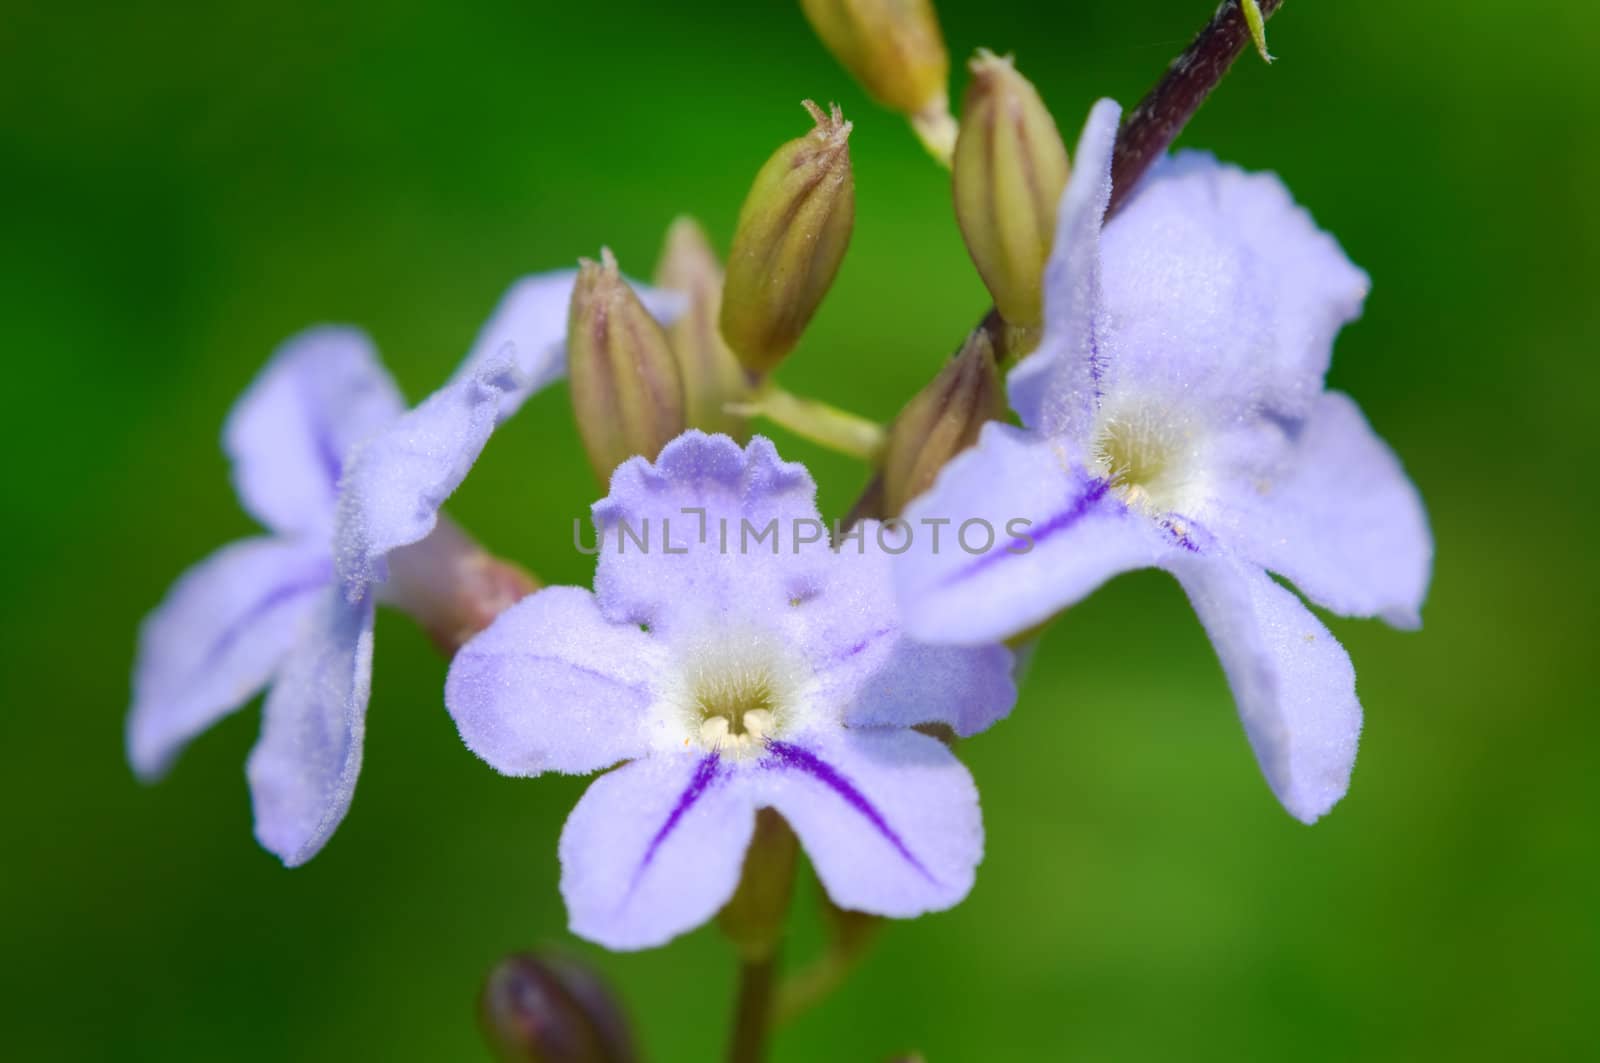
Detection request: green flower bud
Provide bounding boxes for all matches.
[653,217,751,439]
[567,249,686,482]
[951,51,1070,328]
[721,101,855,375]
[880,328,1005,516]
[479,951,637,1063]
[799,0,951,137]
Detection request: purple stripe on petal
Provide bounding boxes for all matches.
[1158,513,1207,554]
[836,626,894,662]
[197,563,333,677]
[296,372,348,502]
[1086,313,1106,399]
[763,740,935,882]
[944,477,1112,585]
[629,753,723,891]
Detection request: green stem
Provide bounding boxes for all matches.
[729,385,887,463]
[773,937,865,1026]
[775,894,883,1025]
[727,952,779,1063]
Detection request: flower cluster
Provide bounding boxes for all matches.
[128,1,1431,1055]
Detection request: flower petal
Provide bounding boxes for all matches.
[334,358,521,596]
[1214,391,1432,628]
[591,432,826,637]
[452,270,685,423]
[1167,554,1361,824]
[559,753,756,951]
[798,538,1016,737]
[1096,151,1370,425]
[754,730,982,917]
[246,586,376,866]
[896,422,1173,644]
[1009,97,1121,438]
[446,586,664,776]
[224,327,405,537]
[128,537,330,780]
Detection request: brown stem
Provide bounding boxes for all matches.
[1108,0,1285,217]
[726,951,779,1063]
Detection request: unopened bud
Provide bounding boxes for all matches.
[718,809,799,960]
[479,951,636,1063]
[653,217,751,439]
[568,249,687,482]
[799,0,950,126]
[385,514,539,655]
[721,101,855,375]
[952,51,1070,328]
[880,329,1005,516]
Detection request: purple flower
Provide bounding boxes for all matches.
[895,100,1433,824]
[128,271,673,864]
[445,432,1016,951]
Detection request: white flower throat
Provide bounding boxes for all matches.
[1088,400,1205,517]
[660,628,813,760]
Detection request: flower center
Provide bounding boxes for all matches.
[1088,403,1201,516]
[665,629,810,760]
[693,669,778,748]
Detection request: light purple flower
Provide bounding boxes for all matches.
[445,432,1016,951]
[129,270,670,864]
[895,100,1433,824]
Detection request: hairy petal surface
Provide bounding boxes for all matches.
[754,729,982,917]
[128,537,330,780]
[246,587,376,866]
[1096,152,1370,425]
[446,587,663,777]
[591,433,826,637]
[1168,554,1361,824]
[224,327,405,536]
[897,422,1172,644]
[1010,97,1121,438]
[559,754,755,951]
[801,537,1015,736]
[334,359,520,596]
[1214,391,1432,628]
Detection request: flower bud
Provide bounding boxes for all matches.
[720,101,855,375]
[799,0,951,144]
[479,951,636,1063]
[880,328,1005,516]
[567,249,687,482]
[653,217,751,439]
[951,51,1070,328]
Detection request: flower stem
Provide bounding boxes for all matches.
[727,952,779,1063]
[775,899,882,1025]
[1108,0,1285,217]
[729,385,887,463]
[719,811,798,1063]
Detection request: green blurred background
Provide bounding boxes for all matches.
[2,1,1595,1058]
